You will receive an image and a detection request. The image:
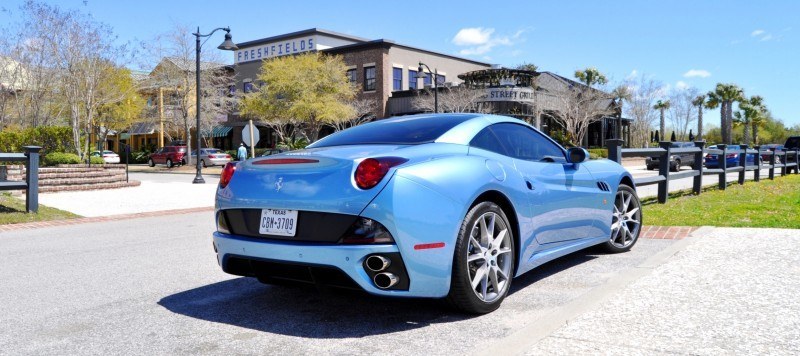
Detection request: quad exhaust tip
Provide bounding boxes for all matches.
[365,255,391,272]
[373,272,399,289]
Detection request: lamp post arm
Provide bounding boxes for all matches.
[418,62,438,113]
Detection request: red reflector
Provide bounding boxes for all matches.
[414,242,445,250]
[253,158,319,165]
[208,155,216,158]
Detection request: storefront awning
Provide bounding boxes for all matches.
[203,126,233,138]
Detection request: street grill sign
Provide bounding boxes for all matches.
[482,88,534,103]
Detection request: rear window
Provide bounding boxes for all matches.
[309,115,477,148]
[786,137,800,149]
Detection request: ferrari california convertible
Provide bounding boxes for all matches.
[213,113,642,314]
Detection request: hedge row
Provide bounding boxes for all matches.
[0,126,76,154]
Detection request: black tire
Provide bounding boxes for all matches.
[447,201,515,314]
[201,159,207,168]
[148,158,155,167]
[670,159,680,172]
[166,158,174,168]
[603,184,642,253]
[646,165,654,171]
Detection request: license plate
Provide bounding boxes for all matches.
[259,209,298,236]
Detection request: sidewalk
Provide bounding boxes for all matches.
[33,172,218,217]
[519,227,800,355]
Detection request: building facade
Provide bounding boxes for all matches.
[232,28,492,120]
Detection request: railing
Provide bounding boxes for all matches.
[0,146,42,213]
[606,139,800,204]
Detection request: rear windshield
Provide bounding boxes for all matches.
[205,149,221,153]
[309,115,476,148]
[786,137,800,149]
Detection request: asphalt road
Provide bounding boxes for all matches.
[0,212,676,355]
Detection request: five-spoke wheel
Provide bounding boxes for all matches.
[448,202,514,314]
[605,184,642,252]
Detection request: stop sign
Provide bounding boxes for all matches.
[242,123,260,146]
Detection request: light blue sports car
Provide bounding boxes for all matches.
[213,113,642,313]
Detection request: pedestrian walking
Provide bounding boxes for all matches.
[237,143,248,161]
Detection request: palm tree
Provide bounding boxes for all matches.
[706,83,744,144]
[574,67,608,87]
[740,95,766,145]
[610,85,631,140]
[733,110,750,145]
[653,100,670,142]
[692,94,706,141]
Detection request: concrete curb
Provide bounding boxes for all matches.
[0,206,214,233]
[473,226,713,356]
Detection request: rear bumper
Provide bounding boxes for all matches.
[212,232,443,297]
[206,158,231,166]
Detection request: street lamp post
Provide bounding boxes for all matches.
[418,62,438,113]
[192,26,238,184]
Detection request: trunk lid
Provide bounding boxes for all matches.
[218,145,409,215]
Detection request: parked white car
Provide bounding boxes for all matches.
[91,150,120,164]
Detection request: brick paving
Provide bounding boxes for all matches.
[639,225,697,240]
[0,206,213,232]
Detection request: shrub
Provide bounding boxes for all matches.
[89,156,105,164]
[42,152,81,166]
[588,148,608,159]
[0,126,75,154]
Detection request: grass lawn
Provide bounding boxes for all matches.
[643,173,800,228]
[0,192,80,225]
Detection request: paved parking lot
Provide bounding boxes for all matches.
[2,212,797,355]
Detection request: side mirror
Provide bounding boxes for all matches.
[566,147,589,164]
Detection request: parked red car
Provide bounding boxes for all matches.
[148,146,187,168]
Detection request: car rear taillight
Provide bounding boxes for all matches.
[208,154,216,158]
[354,157,408,190]
[219,162,237,189]
[705,154,713,159]
[726,153,737,159]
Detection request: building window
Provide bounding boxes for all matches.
[409,69,418,89]
[392,67,403,91]
[364,66,376,91]
[423,72,432,87]
[436,74,446,85]
[243,81,254,93]
[346,68,357,83]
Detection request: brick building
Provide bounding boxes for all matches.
[226,29,492,148]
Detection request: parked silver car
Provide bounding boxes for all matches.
[191,148,232,167]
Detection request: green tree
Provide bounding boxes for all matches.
[95,67,145,151]
[692,94,707,141]
[515,63,539,72]
[706,83,744,144]
[653,100,670,141]
[574,67,608,87]
[740,95,766,145]
[240,52,356,142]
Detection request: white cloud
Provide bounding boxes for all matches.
[452,27,523,56]
[626,69,638,80]
[452,27,493,46]
[683,69,711,78]
[751,29,774,41]
[675,81,689,90]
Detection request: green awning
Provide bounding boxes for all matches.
[203,126,233,138]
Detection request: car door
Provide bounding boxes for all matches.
[152,148,165,163]
[477,123,605,245]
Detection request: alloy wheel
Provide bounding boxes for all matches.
[466,212,513,303]
[610,189,641,248]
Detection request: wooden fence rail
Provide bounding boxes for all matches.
[0,146,41,213]
[606,139,799,204]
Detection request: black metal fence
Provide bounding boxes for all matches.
[0,146,41,213]
[606,139,800,204]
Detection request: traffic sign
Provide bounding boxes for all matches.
[242,123,260,147]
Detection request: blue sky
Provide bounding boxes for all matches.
[2,0,798,127]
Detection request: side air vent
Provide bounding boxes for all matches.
[596,181,611,192]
